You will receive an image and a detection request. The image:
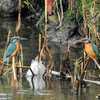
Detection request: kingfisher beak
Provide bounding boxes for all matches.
[81,37,91,43]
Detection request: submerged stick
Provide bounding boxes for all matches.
[83,79,100,85]
[51,70,71,78]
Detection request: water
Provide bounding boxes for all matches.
[0,17,100,100]
[0,76,100,100]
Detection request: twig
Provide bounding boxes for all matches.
[16,0,21,34]
[55,0,61,24]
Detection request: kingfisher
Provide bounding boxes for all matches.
[3,38,19,65]
[83,39,100,69]
[3,36,26,65]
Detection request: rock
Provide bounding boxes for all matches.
[47,22,82,53]
[47,21,83,69]
[0,0,18,17]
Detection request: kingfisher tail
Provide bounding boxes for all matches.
[93,59,100,70]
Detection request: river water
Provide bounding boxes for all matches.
[0,17,100,100]
[0,76,100,100]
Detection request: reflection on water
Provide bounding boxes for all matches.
[0,76,100,100]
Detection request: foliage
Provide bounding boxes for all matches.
[63,0,83,24]
[81,0,100,41]
[21,0,100,39]
[22,0,35,13]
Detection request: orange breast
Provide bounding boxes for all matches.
[0,58,3,64]
[47,0,54,15]
[84,43,96,59]
[12,42,20,57]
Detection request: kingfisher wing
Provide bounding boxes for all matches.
[3,41,16,64]
[92,43,99,56]
[5,42,16,57]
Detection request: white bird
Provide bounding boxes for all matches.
[26,59,46,91]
